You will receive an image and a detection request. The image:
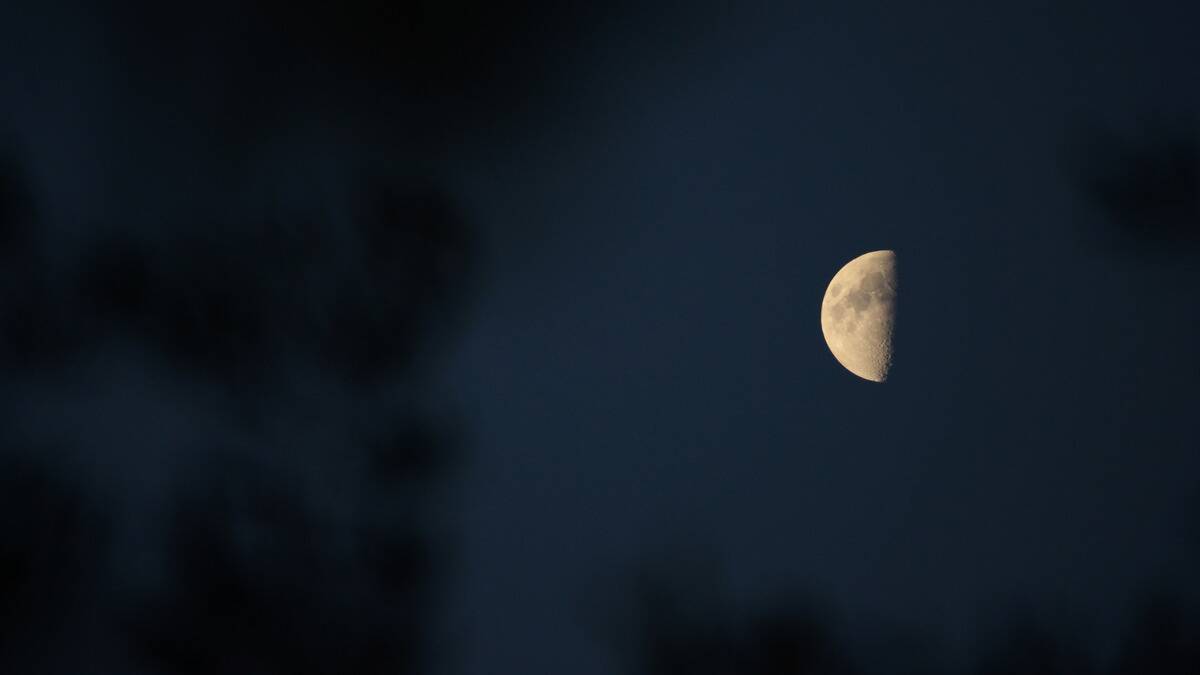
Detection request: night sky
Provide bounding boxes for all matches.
[1,2,1198,674]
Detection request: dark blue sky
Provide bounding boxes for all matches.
[440,3,1199,672]
[1,2,1197,674]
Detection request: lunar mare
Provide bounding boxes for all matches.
[820,250,897,382]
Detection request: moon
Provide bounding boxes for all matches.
[820,250,897,382]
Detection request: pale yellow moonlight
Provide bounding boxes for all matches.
[820,250,897,382]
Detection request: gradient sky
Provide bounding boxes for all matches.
[1,2,1197,674]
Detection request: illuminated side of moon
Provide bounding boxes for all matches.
[820,250,897,382]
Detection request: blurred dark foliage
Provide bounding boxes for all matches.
[1111,597,1200,675]
[107,0,567,88]
[128,453,441,675]
[0,160,80,367]
[73,181,472,383]
[258,0,565,90]
[97,0,595,151]
[0,154,33,251]
[366,414,457,487]
[326,181,473,384]
[971,620,1096,675]
[601,566,859,675]
[746,607,859,675]
[1073,117,1199,249]
[0,143,469,672]
[618,570,1200,675]
[0,452,108,666]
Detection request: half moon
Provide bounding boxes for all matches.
[820,250,897,382]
